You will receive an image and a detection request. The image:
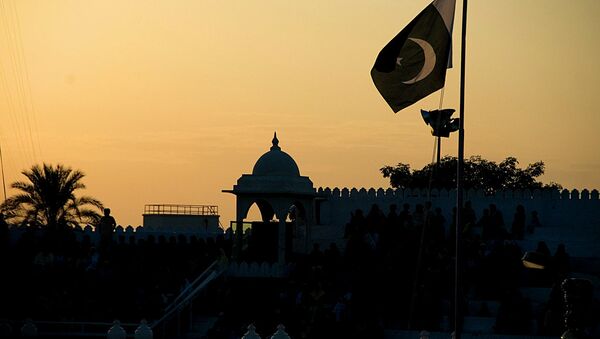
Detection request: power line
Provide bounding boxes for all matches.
[0,0,41,177]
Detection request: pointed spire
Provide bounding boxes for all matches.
[270,131,281,151]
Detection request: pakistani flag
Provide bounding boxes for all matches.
[371,0,456,113]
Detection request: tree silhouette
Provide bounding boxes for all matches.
[0,164,103,228]
[381,156,562,194]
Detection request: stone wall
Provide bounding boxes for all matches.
[313,187,600,256]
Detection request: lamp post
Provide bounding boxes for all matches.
[420,109,460,164]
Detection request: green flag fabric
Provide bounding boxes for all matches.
[371,0,455,113]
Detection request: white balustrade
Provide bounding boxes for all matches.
[270,324,291,339]
[20,318,37,337]
[242,324,261,339]
[134,319,153,339]
[107,320,126,339]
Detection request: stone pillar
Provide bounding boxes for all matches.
[278,217,286,265]
[233,219,244,260]
[305,199,314,254]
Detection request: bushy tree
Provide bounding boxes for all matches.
[381,156,562,194]
[0,164,103,228]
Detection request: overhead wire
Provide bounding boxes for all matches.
[0,0,41,188]
[10,0,41,160]
[0,0,30,166]
[8,0,39,162]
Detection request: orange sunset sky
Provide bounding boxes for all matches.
[1,0,599,227]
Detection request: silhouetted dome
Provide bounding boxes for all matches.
[252,133,300,177]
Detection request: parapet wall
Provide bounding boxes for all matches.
[315,187,600,247]
[7,224,225,247]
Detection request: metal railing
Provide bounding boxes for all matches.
[150,260,227,338]
[143,204,219,216]
[12,262,225,338]
[164,261,218,314]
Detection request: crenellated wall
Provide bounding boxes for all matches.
[7,224,225,246]
[313,187,600,257]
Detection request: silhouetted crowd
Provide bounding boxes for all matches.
[0,224,229,323]
[0,202,594,338]
[204,202,579,338]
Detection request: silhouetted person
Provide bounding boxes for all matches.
[399,203,412,231]
[413,204,425,230]
[345,209,365,239]
[463,201,477,236]
[527,210,541,235]
[309,243,324,268]
[553,243,570,281]
[489,204,506,239]
[382,204,400,252]
[324,242,341,268]
[537,241,551,258]
[478,208,492,240]
[97,208,116,253]
[533,241,553,286]
[366,204,385,237]
[511,204,526,240]
[431,207,446,245]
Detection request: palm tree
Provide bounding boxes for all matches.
[0,163,103,228]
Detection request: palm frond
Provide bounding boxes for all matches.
[2,163,103,228]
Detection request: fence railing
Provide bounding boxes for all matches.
[143,204,219,216]
[2,319,144,338]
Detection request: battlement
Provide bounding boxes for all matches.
[311,186,600,256]
[317,187,600,201]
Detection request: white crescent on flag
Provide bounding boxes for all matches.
[401,38,437,85]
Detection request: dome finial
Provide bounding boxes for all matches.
[271,131,281,150]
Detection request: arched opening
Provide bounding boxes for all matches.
[245,200,277,223]
[238,199,280,263]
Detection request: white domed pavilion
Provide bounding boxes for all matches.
[223,133,317,264]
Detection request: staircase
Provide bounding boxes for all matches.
[151,260,226,339]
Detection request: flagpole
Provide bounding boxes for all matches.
[454,0,468,338]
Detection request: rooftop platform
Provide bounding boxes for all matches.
[143,204,219,216]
